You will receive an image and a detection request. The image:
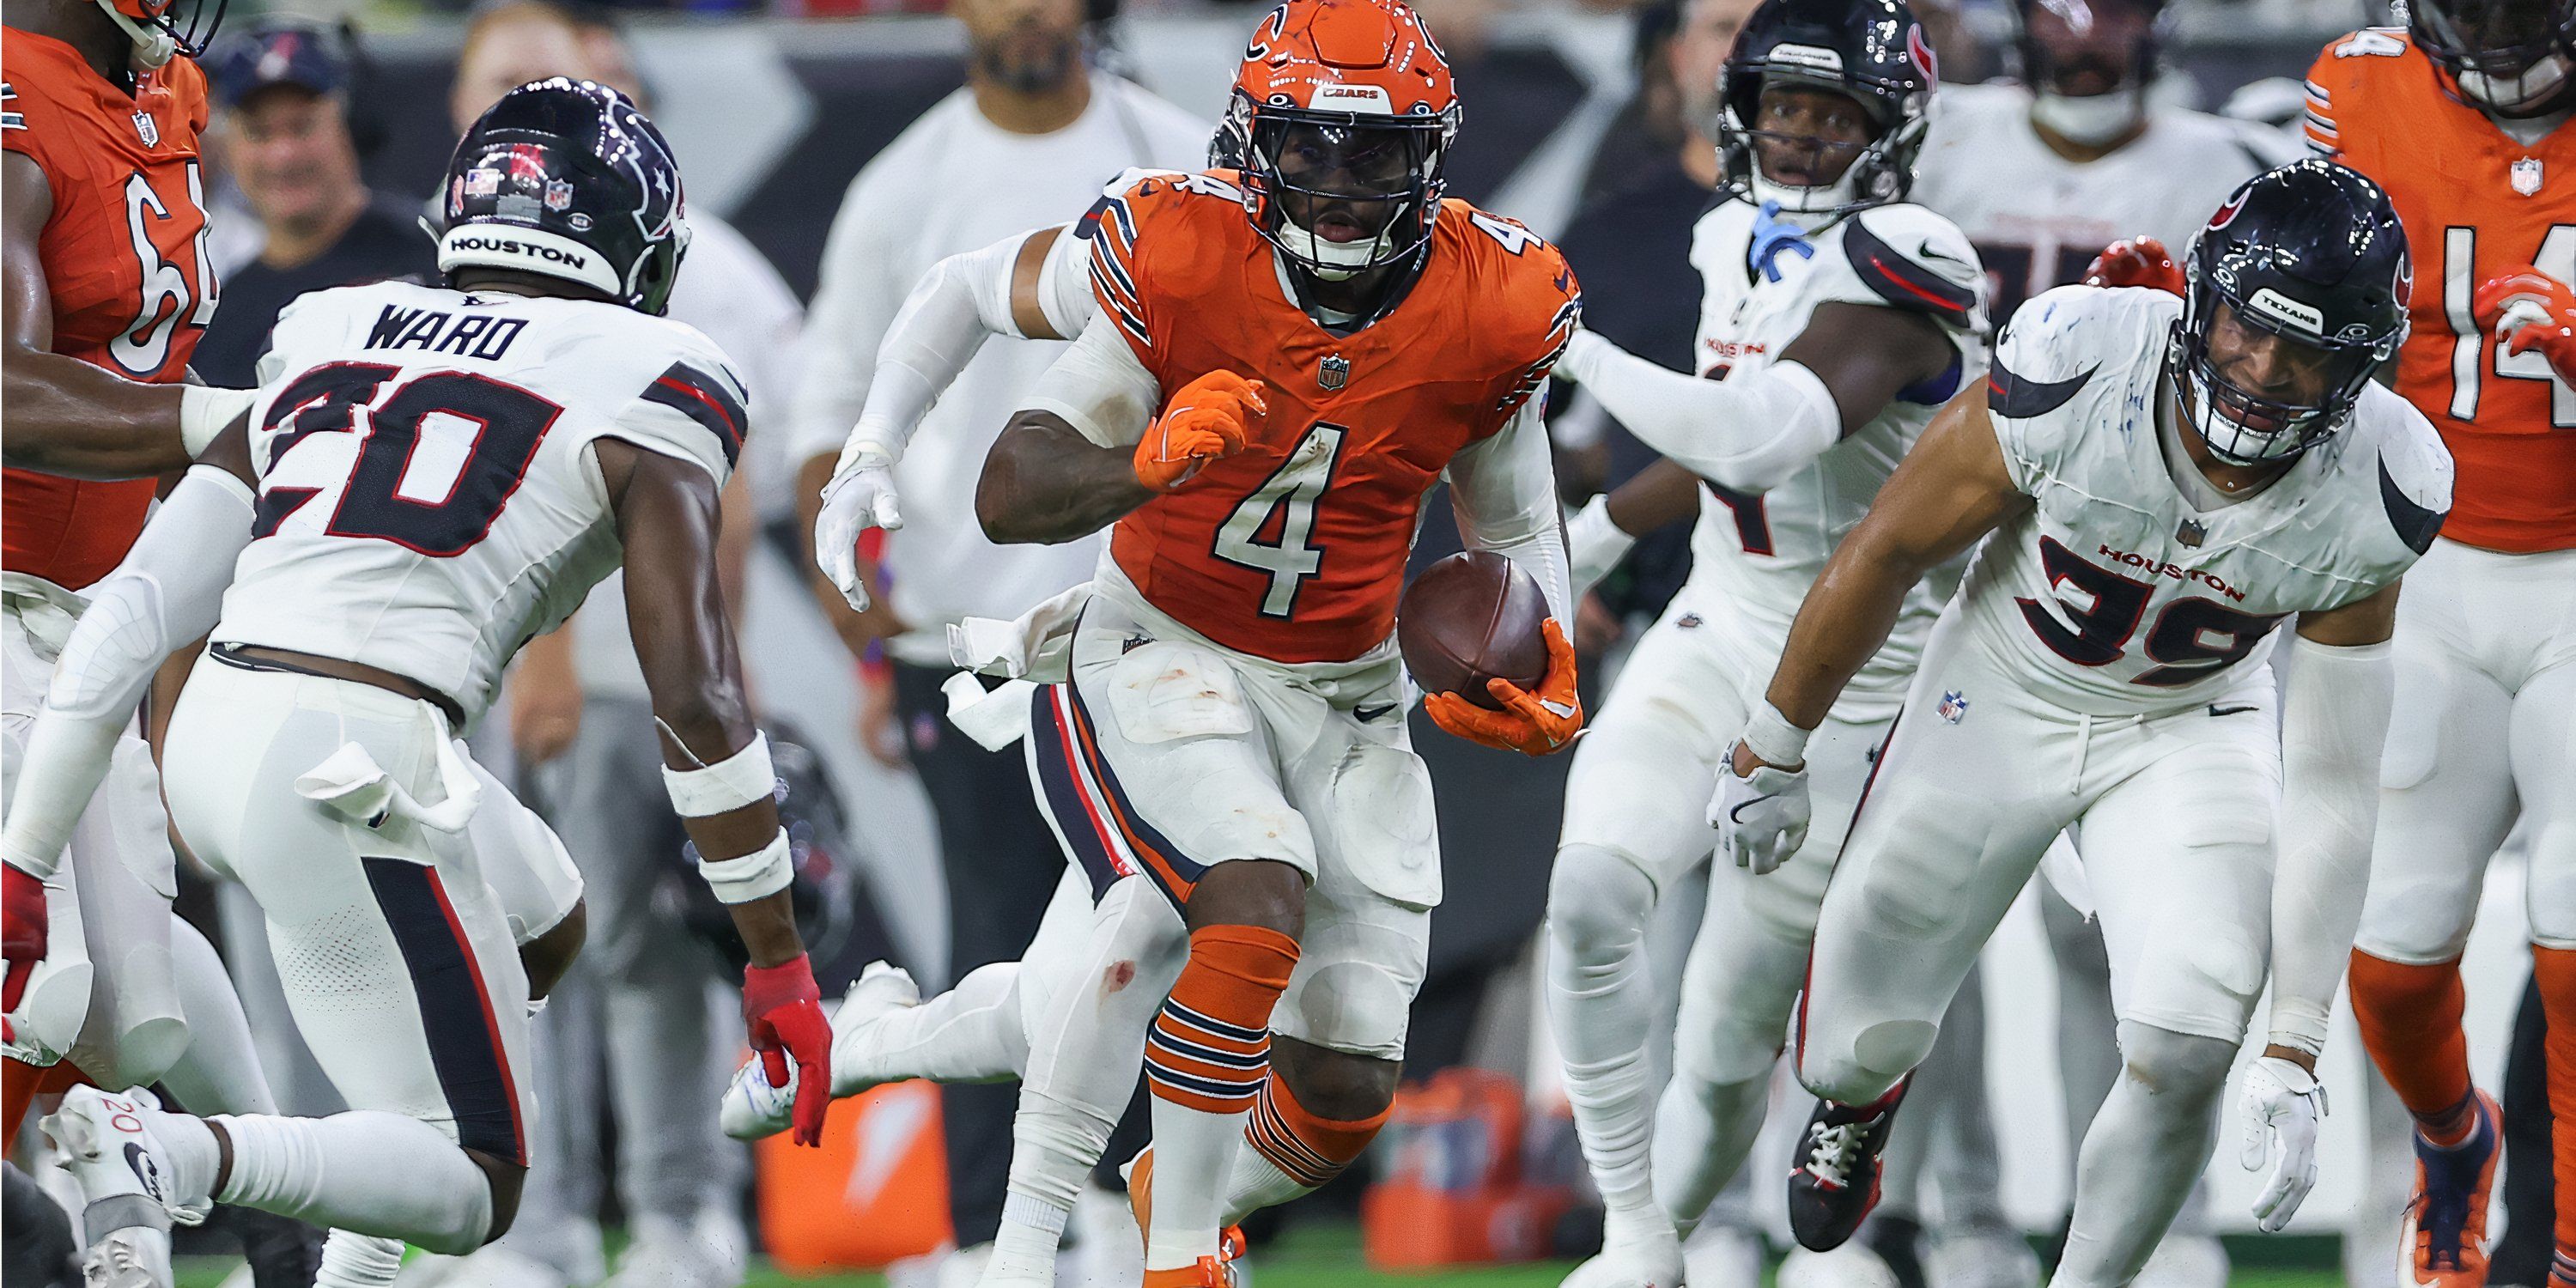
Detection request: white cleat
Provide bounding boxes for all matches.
[1925,1230,2039,1288]
[2129,1233,2229,1288]
[41,1086,212,1288]
[1681,1224,1765,1288]
[1559,1232,1685,1288]
[718,961,920,1140]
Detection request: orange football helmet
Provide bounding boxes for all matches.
[1220,0,1461,287]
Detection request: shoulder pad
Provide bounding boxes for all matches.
[2360,386,2453,556]
[1986,285,2167,417]
[1840,204,1985,331]
[1459,210,1581,416]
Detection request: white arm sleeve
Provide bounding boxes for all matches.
[1446,401,1574,634]
[1,466,254,881]
[842,227,1077,465]
[783,177,909,469]
[2266,631,2398,1056]
[1556,329,1843,494]
[1031,222,1097,340]
[1020,313,1163,449]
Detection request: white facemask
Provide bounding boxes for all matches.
[97,0,177,67]
[2029,87,2144,145]
[2458,52,2573,112]
[1747,164,1863,221]
[1272,219,1388,281]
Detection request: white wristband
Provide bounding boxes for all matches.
[660,731,777,817]
[1738,701,1813,768]
[699,828,794,904]
[179,386,258,457]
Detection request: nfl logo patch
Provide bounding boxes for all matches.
[465,168,501,198]
[2176,517,2208,548]
[1937,690,1971,724]
[2513,156,2543,197]
[131,111,157,147]
[544,179,574,212]
[1319,353,1350,392]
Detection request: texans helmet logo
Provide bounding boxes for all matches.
[2206,192,2246,230]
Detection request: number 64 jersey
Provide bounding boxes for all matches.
[1953,284,2453,716]
[216,280,751,728]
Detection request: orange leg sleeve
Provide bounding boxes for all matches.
[1144,926,1301,1115]
[1246,1068,1390,1190]
[2350,948,2477,1133]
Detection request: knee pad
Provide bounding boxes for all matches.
[2112,1021,2237,1102]
[1798,1019,1935,1103]
[1546,845,1656,963]
[1273,958,1413,1062]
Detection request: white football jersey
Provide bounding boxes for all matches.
[1912,82,2300,326]
[215,280,750,728]
[1954,285,2453,715]
[1677,197,1990,717]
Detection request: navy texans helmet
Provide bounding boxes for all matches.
[2171,160,2409,465]
[1715,0,1940,221]
[437,78,690,316]
[664,726,859,975]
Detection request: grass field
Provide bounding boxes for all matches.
[173,1224,2357,1288]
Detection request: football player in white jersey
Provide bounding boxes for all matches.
[1906,5,2295,1280]
[1722,160,2449,1285]
[1530,3,1986,1285]
[0,80,834,1278]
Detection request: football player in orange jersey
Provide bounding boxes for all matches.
[2303,3,2576,1285]
[945,2,1581,1282]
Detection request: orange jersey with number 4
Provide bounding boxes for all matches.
[1089,169,1578,663]
[2306,28,2576,552]
[2,27,215,590]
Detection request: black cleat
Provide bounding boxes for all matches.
[1787,1082,1908,1252]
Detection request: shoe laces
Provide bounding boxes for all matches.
[83,1240,151,1288]
[1801,1121,1867,1188]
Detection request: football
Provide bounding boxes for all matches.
[1397,551,1551,711]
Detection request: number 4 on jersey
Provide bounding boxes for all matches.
[1213,423,1347,617]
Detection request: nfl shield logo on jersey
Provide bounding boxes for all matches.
[2176,517,2208,548]
[131,110,157,147]
[2513,157,2543,197]
[1320,353,1351,391]
[1938,690,1971,724]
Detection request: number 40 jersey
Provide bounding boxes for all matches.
[1955,284,2452,716]
[217,281,750,727]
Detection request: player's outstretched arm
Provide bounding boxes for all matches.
[0,154,252,481]
[603,439,832,1146]
[1759,379,2031,742]
[1,425,259,1016]
[1552,303,1952,494]
[812,227,1084,607]
[2237,581,2401,1230]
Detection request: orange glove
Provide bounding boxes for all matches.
[2082,236,2185,297]
[1134,371,1267,492]
[2474,264,2576,386]
[1425,618,1583,756]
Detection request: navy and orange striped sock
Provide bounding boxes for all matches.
[1141,925,1299,1271]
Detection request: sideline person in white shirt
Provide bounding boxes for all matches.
[781,0,1206,1273]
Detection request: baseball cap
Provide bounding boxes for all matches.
[206,17,351,108]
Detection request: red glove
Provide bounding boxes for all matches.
[3,863,46,1041]
[1134,371,1267,492]
[2082,236,2186,297]
[2474,265,2576,386]
[742,953,833,1146]
[1425,619,1585,756]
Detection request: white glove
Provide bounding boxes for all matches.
[1564,495,1637,598]
[814,450,903,612]
[1710,745,1810,875]
[2239,1054,2325,1232]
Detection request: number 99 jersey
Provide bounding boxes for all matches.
[1072,169,1578,665]
[216,281,750,727]
[1957,285,2453,715]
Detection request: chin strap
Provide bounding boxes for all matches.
[98,0,176,67]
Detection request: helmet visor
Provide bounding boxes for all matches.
[1741,79,1876,189]
[1252,115,1438,241]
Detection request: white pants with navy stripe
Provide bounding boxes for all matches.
[163,655,536,1163]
